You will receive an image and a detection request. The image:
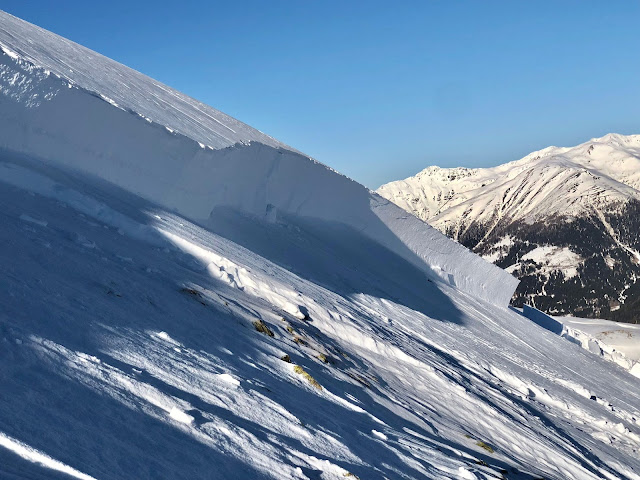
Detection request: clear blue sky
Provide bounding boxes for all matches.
[3,1,639,188]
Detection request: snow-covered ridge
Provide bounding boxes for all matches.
[0,9,518,306]
[0,12,287,151]
[378,133,640,230]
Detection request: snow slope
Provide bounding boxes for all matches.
[2,151,640,480]
[522,306,640,378]
[1,10,640,480]
[0,10,517,307]
[557,316,640,378]
[557,316,640,363]
[0,12,287,151]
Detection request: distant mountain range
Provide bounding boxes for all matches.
[378,133,640,323]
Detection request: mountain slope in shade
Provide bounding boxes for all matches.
[378,134,640,322]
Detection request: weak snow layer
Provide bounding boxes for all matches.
[0,10,517,307]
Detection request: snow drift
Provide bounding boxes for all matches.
[0,11,517,307]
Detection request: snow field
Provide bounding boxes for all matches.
[0,155,639,478]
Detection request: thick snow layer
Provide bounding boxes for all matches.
[0,10,518,306]
[1,153,640,479]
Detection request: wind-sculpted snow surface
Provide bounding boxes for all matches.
[3,9,640,480]
[1,152,640,480]
[0,10,517,306]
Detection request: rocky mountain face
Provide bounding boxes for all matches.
[378,134,640,323]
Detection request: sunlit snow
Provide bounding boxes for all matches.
[0,9,639,480]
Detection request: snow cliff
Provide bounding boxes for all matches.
[0,11,517,307]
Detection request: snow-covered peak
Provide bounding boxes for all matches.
[590,132,640,146]
[378,133,640,229]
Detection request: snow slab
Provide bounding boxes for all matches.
[1,146,640,480]
[0,10,518,307]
